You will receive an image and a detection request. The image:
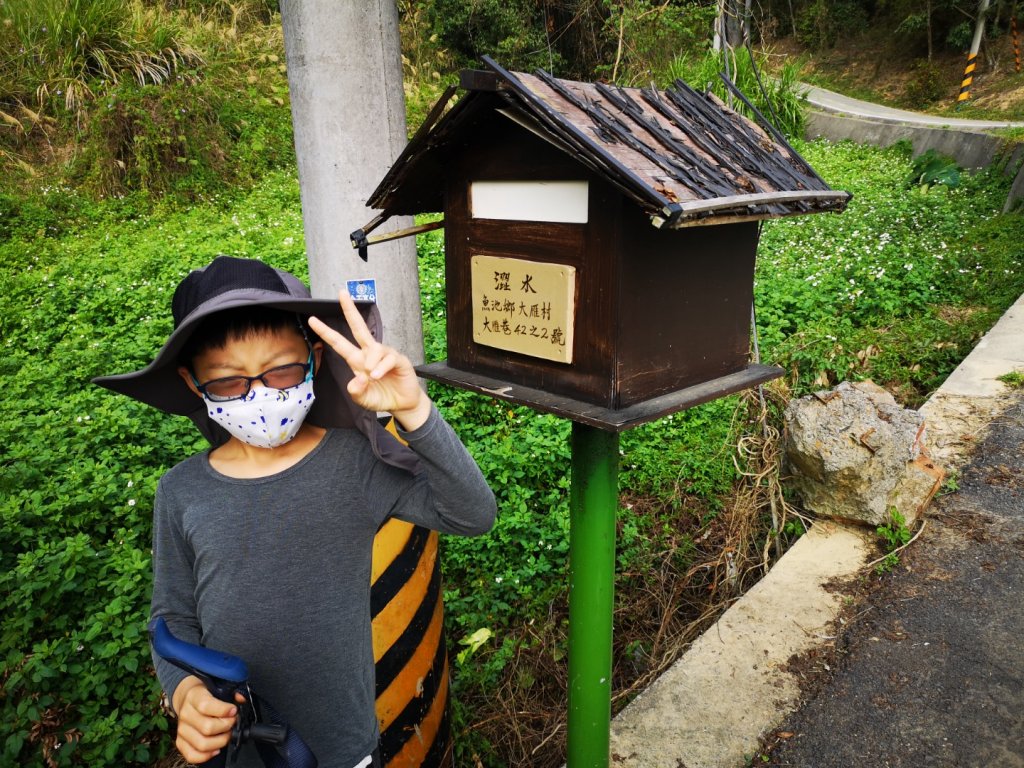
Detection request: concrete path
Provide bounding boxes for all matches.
[606,292,1024,767]
[798,83,1024,129]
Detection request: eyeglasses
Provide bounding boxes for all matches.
[192,349,314,402]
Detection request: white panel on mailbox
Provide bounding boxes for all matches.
[470,180,589,224]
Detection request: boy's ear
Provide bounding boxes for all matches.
[312,341,324,374]
[178,366,203,398]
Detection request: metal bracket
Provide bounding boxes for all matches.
[349,217,446,261]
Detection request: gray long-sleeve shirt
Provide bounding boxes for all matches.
[150,406,496,768]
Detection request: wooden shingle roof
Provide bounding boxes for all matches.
[367,56,850,229]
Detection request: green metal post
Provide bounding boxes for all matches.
[567,422,619,768]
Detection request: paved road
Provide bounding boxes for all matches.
[760,391,1024,767]
[799,82,1024,129]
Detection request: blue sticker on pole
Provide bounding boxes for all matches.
[347,279,377,304]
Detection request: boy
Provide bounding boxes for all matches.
[94,256,496,768]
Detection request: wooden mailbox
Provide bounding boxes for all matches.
[356,56,850,430]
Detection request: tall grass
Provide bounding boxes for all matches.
[0,1,296,199]
[1,0,201,116]
[666,47,806,138]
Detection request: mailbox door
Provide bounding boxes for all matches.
[442,114,622,408]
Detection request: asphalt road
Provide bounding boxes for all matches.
[760,391,1024,767]
[799,83,1024,129]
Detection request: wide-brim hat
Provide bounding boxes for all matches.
[93,256,418,472]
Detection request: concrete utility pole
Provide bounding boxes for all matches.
[958,0,992,104]
[280,0,424,362]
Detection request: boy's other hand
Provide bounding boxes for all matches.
[172,675,244,764]
[309,290,432,431]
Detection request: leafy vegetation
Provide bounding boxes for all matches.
[760,0,996,57]
[905,149,962,192]
[757,139,1024,404]
[875,507,914,573]
[421,0,716,83]
[997,370,1024,387]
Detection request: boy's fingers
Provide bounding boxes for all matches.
[176,721,231,761]
[337,289,377,349]
[348,373,369,398]
[177,740,222,766]
[180,712,234,740]
[175,693,236,762]
[361,344,387,375]
[308,315,361,363]
[193,694,237,719]
[370,351,399,380]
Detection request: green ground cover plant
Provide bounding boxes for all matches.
[758,139,1024,405]
[998,370,1024,387]
[875,508,914,573]
[2,136,1023,767]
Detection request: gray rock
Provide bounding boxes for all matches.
[783,381,944,527]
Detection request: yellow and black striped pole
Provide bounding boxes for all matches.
[371,421,452,767]
[372,520,452,766]
[1013,11,1021,73]
[958,0,991,105]
[957,51,979,103]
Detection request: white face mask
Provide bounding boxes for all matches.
[205,379,316,449]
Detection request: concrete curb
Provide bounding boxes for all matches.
[920,292,1024,468]
[609,523,871,768]
[605,291,1024,768]
[805,111,1024,172]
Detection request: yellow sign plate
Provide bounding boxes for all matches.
[470,255,576,364]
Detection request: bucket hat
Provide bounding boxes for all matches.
[93,255,419,472]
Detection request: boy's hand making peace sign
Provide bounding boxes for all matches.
[309,290,432,432]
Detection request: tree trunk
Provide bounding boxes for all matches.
[723,0,746,48]
[927,0,933,61]
[279,0,424,364]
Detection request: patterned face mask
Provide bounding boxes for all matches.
[205,379,316,449]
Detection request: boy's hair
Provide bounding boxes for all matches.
[177,307,312,369]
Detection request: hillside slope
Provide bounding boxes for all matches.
[764,29,1024,123]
